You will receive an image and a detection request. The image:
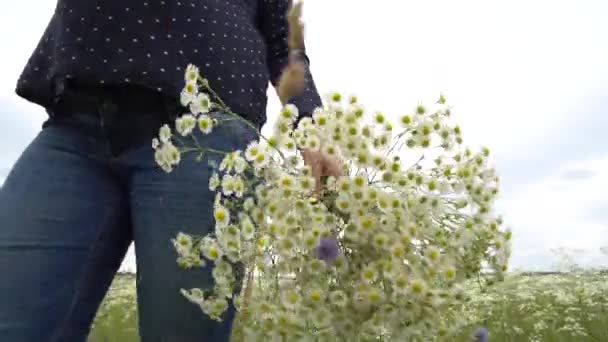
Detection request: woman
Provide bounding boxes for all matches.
[0,1,340,341]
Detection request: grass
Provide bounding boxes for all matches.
[90,273,138,342]
[452,271,608,342]
[90,271,608,341]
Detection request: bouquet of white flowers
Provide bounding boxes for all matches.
[152,3,511,341]
[153,71,510,341]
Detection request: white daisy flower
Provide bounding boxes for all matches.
[305,135,321,151]
[213,205,230,226]
[209,172,220,191]
[184,64,200,83]
[159,124,172,143]
[175,114,196,136]
[190,92,211,114]
[180,80,198,106]
[200,238,223,261]
[197,114,213,134]
[279,104,298,123]
[245,142,261,161]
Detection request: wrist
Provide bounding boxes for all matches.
[289,49,309,65]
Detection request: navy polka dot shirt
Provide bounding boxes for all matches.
[15,0,322,126]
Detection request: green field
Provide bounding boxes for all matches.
[91,271,608,341]
[90,273,139,342]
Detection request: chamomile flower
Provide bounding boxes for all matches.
[322,144,338,157]
[208,172,220,191]
[184,64,200,83]
[298,117,313,129]
[305,135,321,151]
[444,266,456,281]
[307,288,325,306]
[298,176,314,192]
[281,136,297,152]
[159,124,172,143]
[278,237,297,254]
[214,205,230,226]
[180,288,205,305]
[282,289,302,309]
[366,288,384,305]
[376,193,391,212]
[336,177,352,193]
[220,175,235,196]
[335,195,351,213]
[279,104,298,122]
[390,244,407,259]
[245,142,261,160]
[313,110,329,126]
[392,274,409,296]
[243,197,255,212]
[253,150,269,168]
[410,279,426,295]
[200,238,223,261]
[357,215,376,233]
[278,174,295,189]
[427,246,441,262]
[170,79,509,339]
[372,233,389,249]
[207,297,229,319]
[175,114,196,136]
[361,265,377,283]
[234,154,247,174]
[197,114,213,134]
[175,232,193,249]
[399,113,413,127]
[154,141,180,172]
[240,217,255,240]
[181,68,198,105]
[190,93,211,114]
[302,232,318,250]
[307,258,326,273]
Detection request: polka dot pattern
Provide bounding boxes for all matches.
[15,0,322,126]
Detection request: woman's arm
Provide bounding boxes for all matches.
[256,0,322,123]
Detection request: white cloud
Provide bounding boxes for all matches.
[2,0,608,271]
[0,1,55,94]
[0,95,48,186]
[500,157,608,270]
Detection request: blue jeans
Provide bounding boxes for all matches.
[0,89,257,341]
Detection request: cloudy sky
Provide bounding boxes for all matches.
[1,0,607,272]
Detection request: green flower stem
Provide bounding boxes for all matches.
[179,146,231,156]
[367,128,414,182]
[200,78,229,111]
[200,82,258,135]
[386,129,412,157]
[200,81,289,162]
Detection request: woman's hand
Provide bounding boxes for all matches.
[281,1,342,196]
[301,148,344,196]
[277,1,307,104]
[277,61,306,105]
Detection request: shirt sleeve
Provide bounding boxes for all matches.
[256,0,323,124]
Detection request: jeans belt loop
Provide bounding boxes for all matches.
[162,95,180,123]
[96,93,118,129]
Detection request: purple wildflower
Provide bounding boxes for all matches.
[315,236,340,262]
[474,327,488,342]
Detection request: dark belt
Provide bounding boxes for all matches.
[48,79,181,125]
[47,79,184,155]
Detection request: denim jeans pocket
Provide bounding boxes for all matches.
[207,111,260,147]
